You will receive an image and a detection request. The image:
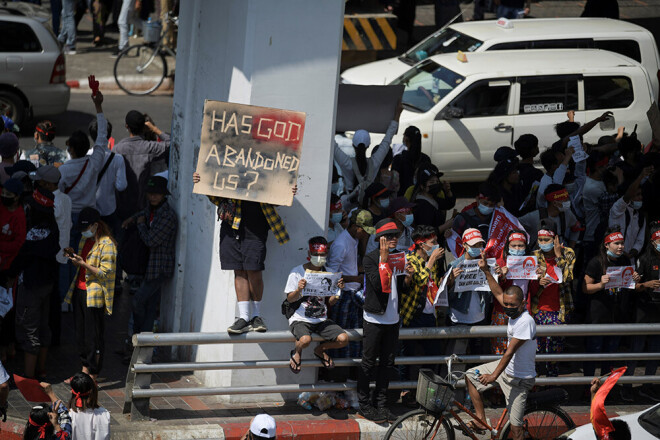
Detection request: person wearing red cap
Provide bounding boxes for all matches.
[519,184,580,249]
[583,228,640,387]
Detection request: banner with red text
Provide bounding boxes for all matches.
[486,207,527,258]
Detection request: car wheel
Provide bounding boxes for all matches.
[0,90,26,127]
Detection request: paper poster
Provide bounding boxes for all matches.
[388,252,406,273]
[302,272,342,297]
[506,256,538,280]
[335,84,404,133]
[544,263,563,284]
[568,135,588,162]
[605,266,635,289]
[434,272,450,307]
[454,258,498,292]
[193,100,306,206]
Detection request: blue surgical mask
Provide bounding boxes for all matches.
[426,244,439,256]
[539,242,554,252]
[631,201,643,210]
[467,247,482,258]
[558,201,571,212]
[509,248,525,257]
[81,229,94,238]
[607,249,619,259]
[379,198,390,209]
[330,212,343,224]
[331,182,341,195]
[655,243,660,253]
[403,214,414,227]
[477,202,494,216]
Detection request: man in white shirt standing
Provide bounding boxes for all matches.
[465,254,537,440]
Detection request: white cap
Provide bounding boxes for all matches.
[250,414,276,438]
[352,129,371,147]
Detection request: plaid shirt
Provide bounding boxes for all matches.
[598,192,619,222]
[530,247,576,322]
[65,236,117,315]
[399,252,442,327]
[136,201,177,280]
[208,197,289,245]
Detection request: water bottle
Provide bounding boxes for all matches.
[297,392,312,410]
[474,369,480,378]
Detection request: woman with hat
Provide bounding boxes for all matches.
[64,207,117,381]
[363,182,392,225]
[410,164,455,233]
[13,187,59,379]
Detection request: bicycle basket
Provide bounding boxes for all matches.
[416,369,455,413]
[143,20,162,43]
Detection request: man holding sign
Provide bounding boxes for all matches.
[283,237,347,374]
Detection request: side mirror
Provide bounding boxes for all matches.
[436,105,464,120]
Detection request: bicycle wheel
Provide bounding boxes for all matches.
[499,405,576,440]
[114,44,167,95]
[384,408,455,440]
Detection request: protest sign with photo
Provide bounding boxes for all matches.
[455,258,498,292]
[568,135,588,162]
[544,263,563,284]
[507,256,538,280]
[388,252,406,273]
[605,266,635,289]
[302,272,342,297]
[485,207,527,258]
[193,100,306,206]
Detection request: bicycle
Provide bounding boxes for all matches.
[113,11,178,95]
[384,355,576,440]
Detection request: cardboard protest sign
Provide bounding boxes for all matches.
[13,375,51,402]
[193,100,306,206]
[302,272,342,297]
[336,84,404,133]
[605,266,635,289]
[455,258,498,292]
[568,135,588,162]
[387,252,406,273]
[485,207,527,258]
[506,256,538,280]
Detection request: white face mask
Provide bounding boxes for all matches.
[82,229,94,238]
[557,201,571,212]
[310,255,326,267]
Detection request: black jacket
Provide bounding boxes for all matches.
[363,248,405,315]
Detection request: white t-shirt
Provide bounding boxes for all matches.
[449,291,486,324]
[69,407,111,440]
[284,265,328,325]
[363,255,401,325]
[505,310,537,379]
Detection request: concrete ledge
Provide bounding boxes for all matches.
[111,424,224,440]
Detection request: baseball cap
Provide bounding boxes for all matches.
[6,160,37,177]
[462,228,484,246]
[375,218,400,238]
[349,209,375,235]
[416,164,443,188]
[78,207,101,229]
[352,129,371,147]
[250,414,276,439]
[0,132,19,158]
[2,178,23,196]
[145,176,170,195]
[29,165,61,184]
[390,197,415,213]
[493,146,518,163]
[1,116,14,133]
[364,182,391,200]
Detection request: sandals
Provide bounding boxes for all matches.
[314,351,335,369]
[455,420,486,436]
[289,350,301,374]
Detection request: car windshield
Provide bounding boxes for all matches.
[401,28,483,64]
[639,404,660,437]
[391,60,465,113]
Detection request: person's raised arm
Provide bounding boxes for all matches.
[478,252,504,306]
[566,111,613,143]
[623,166,652,203]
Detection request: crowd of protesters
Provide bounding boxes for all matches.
[0,89,175,436]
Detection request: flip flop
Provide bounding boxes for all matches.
[314,351,335,369]
[455,420,486,436]
[289,350,301,374]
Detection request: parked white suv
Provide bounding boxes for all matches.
[373,49,654,182]
[0,15,70,125]
[341,18,660,101]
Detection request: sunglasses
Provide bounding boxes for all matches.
[384,233,400,239]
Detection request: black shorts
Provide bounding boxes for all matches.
[290,319,345,341]
[219,227,267,271]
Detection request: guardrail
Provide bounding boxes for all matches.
[123,323,660,420]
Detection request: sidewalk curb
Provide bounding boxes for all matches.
[111,424,224,439]
[67,76,117,91]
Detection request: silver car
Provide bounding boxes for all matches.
[0,14,70,126]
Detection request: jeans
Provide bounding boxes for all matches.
[399,313,441,381]
[496,5,525,19]
[623,334,660,387]
[51,0,62,34]
[118,0,135,50]
[358,321,399,408]
[131,277,163,336]
[58,0,77,49]
[584,335,622,377]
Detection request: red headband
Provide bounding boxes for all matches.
[28,417,48,439]
[71,390,90,408]
[653,230,660,241]
[309,243,328,254]
[508,232,526,243]
[462,229,482,244]
[604,232,624,244]
[370,187,388,199]
[545,189,569,202]
[538,229,555,238]
[35,126,54,136]
[33,190,54,208]
[376,221,399,235]
[330,201,342,212]
[477,193,488,200]
[414,234,436,245]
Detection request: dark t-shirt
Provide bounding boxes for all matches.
[517,163,543,213]
[585,255,634,324]
[500,0,525,7]
[636,250,660,323]
[220,201,269,241]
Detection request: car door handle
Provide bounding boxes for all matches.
[494,123,512,132]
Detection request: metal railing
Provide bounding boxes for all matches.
[123,323,660,420]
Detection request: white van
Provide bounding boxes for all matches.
[340,18,660,100]
[380,49,654,182]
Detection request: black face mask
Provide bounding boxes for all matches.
[503,306,522,319]
[428,183,442,194]
[354,145,367,157]
[1,196,15,207]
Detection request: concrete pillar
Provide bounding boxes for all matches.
[164,0,345,401]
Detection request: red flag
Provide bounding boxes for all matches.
[591,367,627,440]
[13,375,51,402]
[485,207,527,258]
[378,261,393,293]
[446,229,464,258]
